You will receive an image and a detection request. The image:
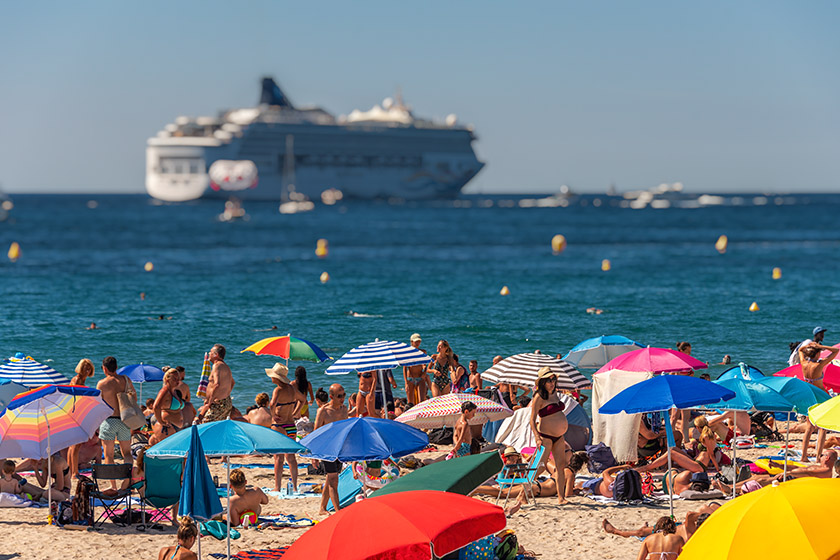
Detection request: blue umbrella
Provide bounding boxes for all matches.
[599,375,736,517]
[0,379,27,410]
[148,420,306,560]
[325,340,430,375]
[180,425,223,560]
[717,363,765,381]
[0,353,68,387]
[756,377,830,415]
[300,417,429,461]
[563,335,645,369]
[117,363,165,383]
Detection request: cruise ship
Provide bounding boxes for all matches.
[146,78,485,202]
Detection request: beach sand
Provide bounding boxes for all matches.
[0,439,799,560]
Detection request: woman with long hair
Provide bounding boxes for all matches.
[158,517,199,560]
[291,366,314,419]
[529,367,569,505]
[426,340,454,397]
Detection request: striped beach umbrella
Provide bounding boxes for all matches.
[326,340,430,375]
[480,351,590,391]
[562,335,645,369]
[0,353,68,387]
[241,334,331,363]
[396,393,513,429]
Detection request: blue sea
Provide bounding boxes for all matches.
[2,193,839,413]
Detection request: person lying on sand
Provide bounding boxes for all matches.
[603,501,720,543]
[576,464,633,498]
[769,449,838,481]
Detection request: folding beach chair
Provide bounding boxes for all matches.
[495,445,545,509]
[89,463,135,527]
[139,456,183,527]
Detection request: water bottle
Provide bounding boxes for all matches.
[286,480,293,496]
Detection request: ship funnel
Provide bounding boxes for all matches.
[260,77,294,108]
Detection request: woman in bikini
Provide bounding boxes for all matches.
[33,452,72,502]
[151,370,186,444]
[291,366,315,420]
[158,517,198,560]
[635,516,684,560]
[529,366,569,505]
[68,358,96,477]
[357,370,377,417]
[799,344,838,460]
[426,340,454,398]
[267,364,304,492]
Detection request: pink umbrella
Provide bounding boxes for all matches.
[773,363,840,394]
[819,344,840,360]
[594,347,707,375]
[396,393,512,430]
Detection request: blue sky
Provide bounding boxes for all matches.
[2,1,838,194]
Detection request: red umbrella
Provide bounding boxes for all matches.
[594,347,707,375]
[282,490,506,560]
[773,363,840,393]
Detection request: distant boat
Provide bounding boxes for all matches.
[146,77,484,202]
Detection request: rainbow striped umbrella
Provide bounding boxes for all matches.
[0,384,112,517]
[396,393,513,430]
[241,334,330,363]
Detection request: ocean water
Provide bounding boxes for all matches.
[2,193,839,414]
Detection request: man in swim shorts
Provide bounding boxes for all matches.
[315,384,349,515]
[96,356,133,473]
[403,333,428,405]
[200,344,235,423]
[446,401,477,460]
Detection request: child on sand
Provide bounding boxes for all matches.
[158,517,198,560]
[446,401,477,460]
[0,460,44,500]
[228,468,268,526]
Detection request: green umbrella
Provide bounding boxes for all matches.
[369,452,503,498]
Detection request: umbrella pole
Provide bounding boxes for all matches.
[732,430,737,500]
[226,457,231,560]
[784,414,791,482]
[379,370,386,419]
[46,409,52,524]
[197,517,203,560]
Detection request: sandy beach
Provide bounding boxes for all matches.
[0,437,790,560]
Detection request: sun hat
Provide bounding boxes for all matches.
[410,333,422,342]
[814,326,827,336]
[265,363,291,384]
[537,366,555,379]
[74,358,94,375]
[503,446,519,457]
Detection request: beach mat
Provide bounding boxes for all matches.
[210,547,288,560]
[261,487,319,500]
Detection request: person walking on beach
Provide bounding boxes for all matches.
[404,333,428,405]
[316,383,349,515]
[199,344,235,423]
[529,367,569,505]
[267,364,304,492]
[426,340,455,397]
[96,356,133,470]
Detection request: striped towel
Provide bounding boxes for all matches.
[196,352,211,398]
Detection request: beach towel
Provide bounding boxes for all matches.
[201,520,241,540]
[196,352,211,398]
[257,514,314,528]
[0,492,36,507]
[592,369,651,462]
[261,487,319,500]
[210,547,289,560]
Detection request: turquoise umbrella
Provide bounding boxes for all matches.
[179,425,223,560]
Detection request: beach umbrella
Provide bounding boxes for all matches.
[147,419,307,560]
[179,425,224,560]
[299,416,428,461]
[773,362,840,394]
[480,351,590,390]
[595,347,707,375]
[562,335,645,369]
[599,375,736,516]
[282,490,506,560]
[680,478,840,560]
[807,395,840,432]
[196,352,211,399]
[0,384,111,519]
[0,353,68,387]
[0,379,27,410]
[702,378,794,497]
[716,362,765,381]
[241,334,330,364]
[369,452,504,498]
[396,393,513,430]
[117,363,165,400]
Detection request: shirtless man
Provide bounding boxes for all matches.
[770,449,837,481]
[403,334,428,405]
[315,384,349,515]
[468,360,482,392]
[246,393,272,428]
[228,468,268,526]
[96,356,133,471]
[199,344,235,423]
[356,370,376,417]
[267,364,304,492]
[447,401,477,460]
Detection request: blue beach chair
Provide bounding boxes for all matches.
[326,464,362,512]
[495,445,545,509]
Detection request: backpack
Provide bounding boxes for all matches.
[584,442,617,474]
[494,530,519,560]
[612,469,643,502]
[427,427,454,445]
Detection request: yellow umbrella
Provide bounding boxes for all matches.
[680,478,840,560]
[808,395,840,431]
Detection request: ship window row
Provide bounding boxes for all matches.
[157,158,204,175]
[278,154,422,170]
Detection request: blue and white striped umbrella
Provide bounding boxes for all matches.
[326,340,430,375]
[0,354,68,387]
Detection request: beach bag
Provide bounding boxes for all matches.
[72,476,94,525]
[494,530,519,560]
[585,442,617,474]
[427,427,453,445]
[613,469,643,502]
[117,376,145,431]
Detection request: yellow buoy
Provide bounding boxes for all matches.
[772,267,782,280]
[749,301,759,312]
[144,262,154,272]
[601,259,611,271]
[551,234,567,255]
[715,235,728,254]
[316,239,329,258]
[500,285,510,296]
[7,242,20,262]
[320,271,330,283]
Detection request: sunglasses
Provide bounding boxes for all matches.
[334,393,346,398]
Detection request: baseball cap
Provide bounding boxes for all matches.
[410,333,422,342]
[814,326,827,336]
